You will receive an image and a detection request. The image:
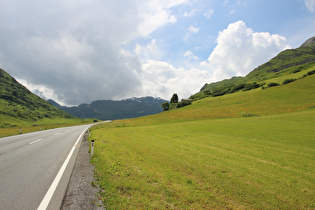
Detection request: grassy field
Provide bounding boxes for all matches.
[90,109,314,209]
[89,73,315,209]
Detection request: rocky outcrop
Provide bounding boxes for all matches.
[300,36,315,48]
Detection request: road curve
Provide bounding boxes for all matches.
[0,124,92,210]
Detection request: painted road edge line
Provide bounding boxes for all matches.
[29,138,43,145]
[37,128,88,210]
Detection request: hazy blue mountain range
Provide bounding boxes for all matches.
[48,97,168,120]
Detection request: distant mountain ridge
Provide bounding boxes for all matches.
[48,97,168,120]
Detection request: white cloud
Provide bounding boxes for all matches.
[137,0,188,37]
[188,25,200,33]
[184,9,197,17]
[138,10,176,37]
[16,78,65,105]
[304,0,315,12]
[138,60,211,100]
[201,20,291,81]
[135,39,161,59]
[185,25,200,40]
[203,9,214,18]
[184,50,199,61]
[184,50,193,57]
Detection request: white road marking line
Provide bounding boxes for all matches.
[54,132,60,135]
[37,128,88,210]
[29,138,44,145]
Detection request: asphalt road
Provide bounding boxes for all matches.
[0,124,92,210]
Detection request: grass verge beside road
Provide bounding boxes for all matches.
[0,118,96,137]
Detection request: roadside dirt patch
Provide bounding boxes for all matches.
[61,132,104,209]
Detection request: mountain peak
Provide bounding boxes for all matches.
[47,99,61,108]
[300,36,315,48]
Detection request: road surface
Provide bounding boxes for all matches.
[0,124,92,210]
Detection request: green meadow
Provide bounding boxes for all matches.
[90,73,315,209]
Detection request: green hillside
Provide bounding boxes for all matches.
[0,68,78,128]
[192,36,315,100]
[246,47,315,81]
[95,67,315,126]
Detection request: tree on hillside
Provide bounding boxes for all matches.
[170,93,179,104]
[161,102,170,111]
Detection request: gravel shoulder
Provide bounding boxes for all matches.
[61,132,104,209]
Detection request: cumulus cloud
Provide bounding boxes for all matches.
[184,51,199,61]
[304,0,315,12]
[184,25,200,41]
[137,0,188,37]
[204,9,214,18]
[184,9,198,17]
[188,25,200,33]
[201,21,291,81]
[17,78,62,104]
[138,60,211,100]
[135,39,161,59]
[2,29,142,105]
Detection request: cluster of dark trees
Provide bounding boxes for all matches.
[207,82,265,97]
[161,93,192,111]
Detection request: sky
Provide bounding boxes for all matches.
[0,0,314,106]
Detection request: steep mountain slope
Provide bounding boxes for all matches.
[0,68,76,127]
[246,38,315,81]
[192,36,315,100]
[48,97,168,120]
[300,36,315,48]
